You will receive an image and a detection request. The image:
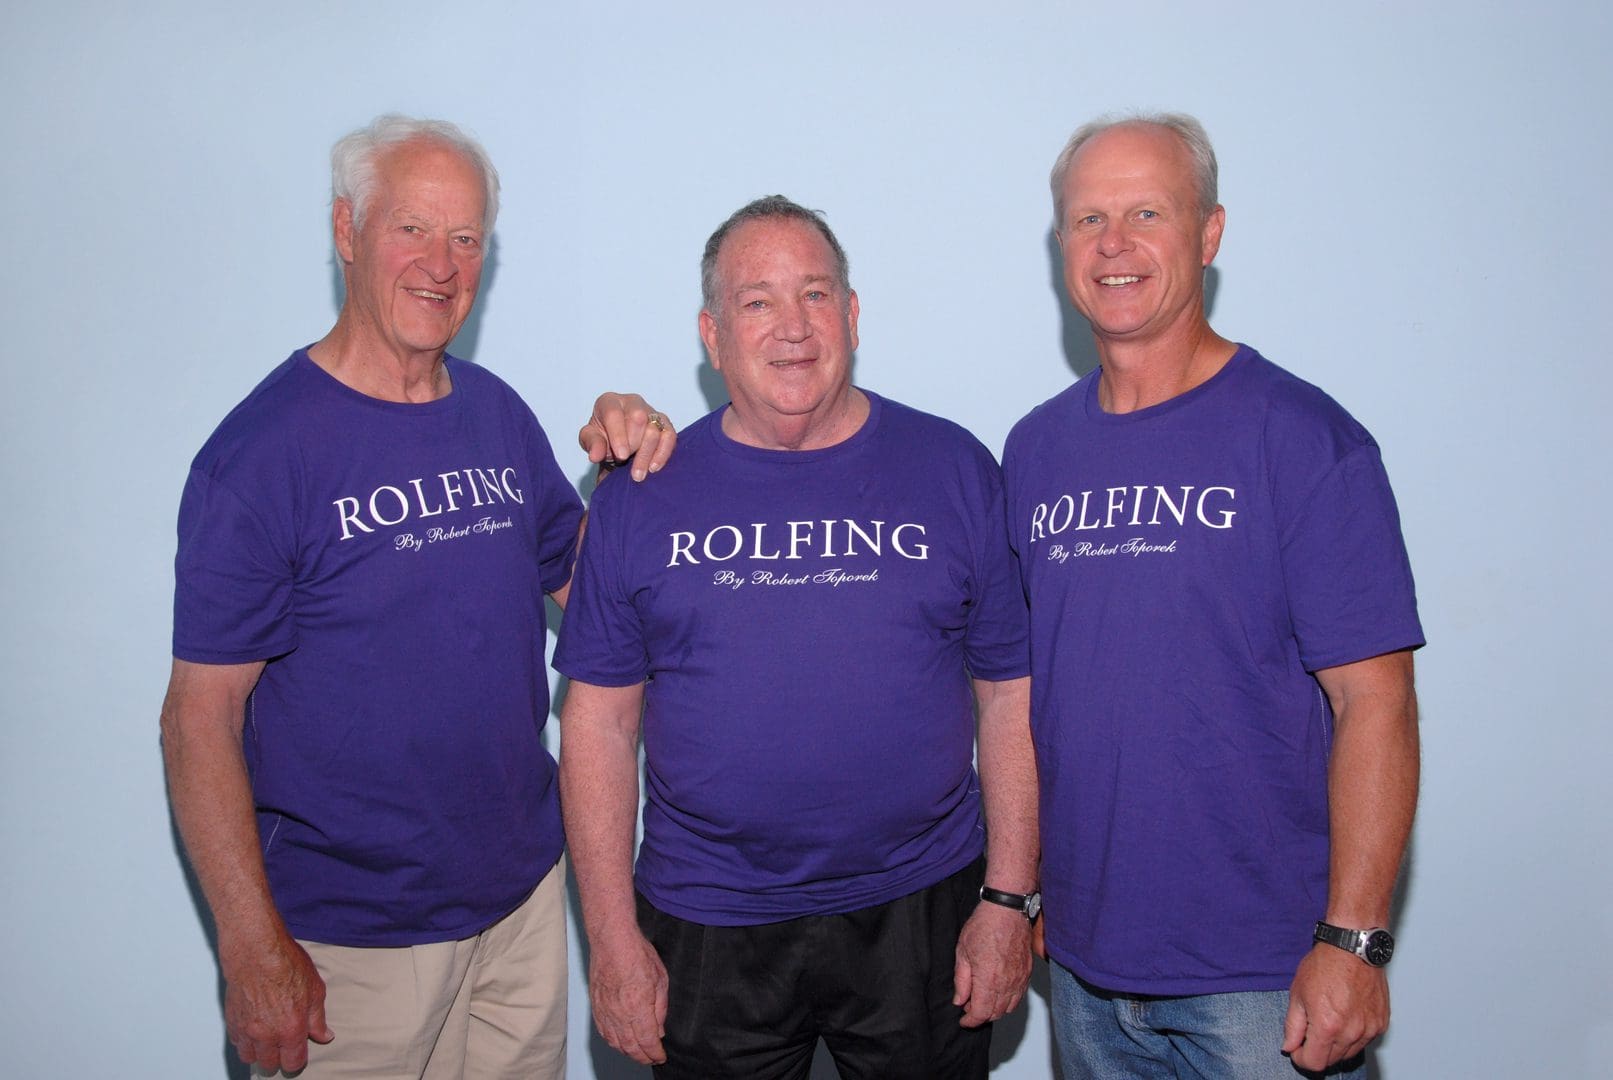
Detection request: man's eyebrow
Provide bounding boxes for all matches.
[732,273,836,295]
[385,207,484,232]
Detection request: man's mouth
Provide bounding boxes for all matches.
[407,288,451,302]
[1098,276,1142,286]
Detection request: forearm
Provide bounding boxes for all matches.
[1320,651,1420,926]
[159,661,290,968]
[559,683,647,945]
[974,676,1038,892]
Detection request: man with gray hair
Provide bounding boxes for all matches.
[1004,113,1424,1077]
[160,114,674,1078]
[556,195,1038,1079]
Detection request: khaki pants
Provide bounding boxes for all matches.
[257,858,567,1079]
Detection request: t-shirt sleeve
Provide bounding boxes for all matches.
[1280,444,1425,672]
[172,467,298,664]
[963,450,1032,682]
[552,476,647,686]
[525,421,585,597]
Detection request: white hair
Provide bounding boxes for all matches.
[330,114,500,233]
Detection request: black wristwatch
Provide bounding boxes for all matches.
[1313,921,1395,967]
[979,885,1041,922]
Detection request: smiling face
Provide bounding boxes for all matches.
[333,138,487,364]
[698,216,861,448]
[1056,123,1224,348]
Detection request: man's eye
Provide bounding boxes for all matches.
[453,235,479,246]
[805,290,826,302]
[744,300,767,311]
[1137,210,1159,220]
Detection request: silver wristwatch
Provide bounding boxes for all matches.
[1313,921,1395,967]
[979,885,1042,922]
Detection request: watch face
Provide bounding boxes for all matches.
[1025,892,1042,921]
[1363,930,1395,966]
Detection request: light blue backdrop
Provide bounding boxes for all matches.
[4,3,1609,1077]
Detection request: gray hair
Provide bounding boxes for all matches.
[331,114,501,234]
[700,195,852,313]
[1049,111,1218,228]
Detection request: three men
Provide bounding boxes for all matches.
[556,196,1038,1079]
[166,106,1423,1080]
[1005,114,1423,1076]
[161,115,671,1078]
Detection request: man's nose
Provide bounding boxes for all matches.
[417,236,457,281]
[773,301,811,341]
[1097,220,1132,256]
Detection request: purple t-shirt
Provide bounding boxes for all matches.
[173,349,582,946]
[554,392,1029,925]
[1003,346,1423,995]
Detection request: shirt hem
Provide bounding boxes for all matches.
[173,641,295,665]
[637,844,982,927]
[1301,632,1425,674]
[280,851,562,948]
[1049,945,1300,997]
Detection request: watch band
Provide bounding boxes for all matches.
[979,885,1042,921]
[1313,921,1395,967]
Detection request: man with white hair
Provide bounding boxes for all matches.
[160,115,673,1078]
[1005,113,1424,1077]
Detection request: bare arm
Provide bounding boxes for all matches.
[159,658,332,1072]
[558,679,667,1065]
[954,674,1038,1027]
[578,392,676,483]
[1283,649,1419,1071]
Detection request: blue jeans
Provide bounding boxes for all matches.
[1050,961,1365,1079]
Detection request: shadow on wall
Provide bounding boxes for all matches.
[547,625,640,1080]
[557,829,648,1080]
[697,352,726,418]
[1042,228,1223,382]
[1363,830,1419,1080]
[168,818,251,1080]
[988,956,1045,1073]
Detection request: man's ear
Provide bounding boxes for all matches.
[333,198,357,265]
[1200,205,1225,267]
[698,310,722,371]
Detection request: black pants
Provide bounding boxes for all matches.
[638,856,991,1080]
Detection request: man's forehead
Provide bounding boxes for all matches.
[376,140,481,186]
[1065,125,1193,199]
[728,216,828,249]
[722,218,835,269]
